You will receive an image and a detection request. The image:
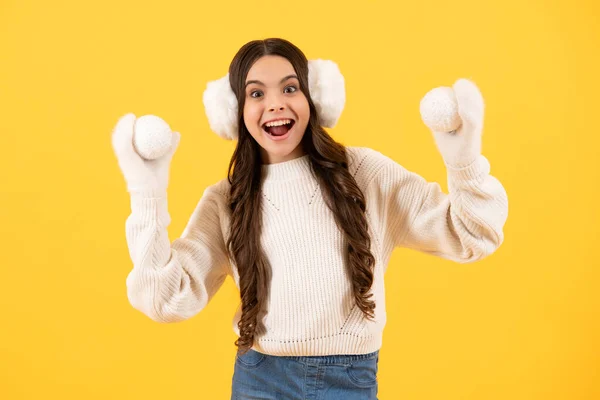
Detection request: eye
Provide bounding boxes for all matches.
[284,85,298,94]
[249,90,263,98]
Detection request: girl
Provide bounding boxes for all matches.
[112,38,508,399]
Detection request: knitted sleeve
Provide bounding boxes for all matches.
[363,149,508,263]
[123,183,231,322]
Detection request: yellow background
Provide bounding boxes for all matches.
[1,0,598,399]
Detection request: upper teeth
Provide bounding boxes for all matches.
[265,119,292,127]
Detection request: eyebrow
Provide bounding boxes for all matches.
[245,74,299,88]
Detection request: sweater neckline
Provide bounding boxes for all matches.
[261,154,312,182]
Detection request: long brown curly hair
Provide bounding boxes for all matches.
[225,38,376,354]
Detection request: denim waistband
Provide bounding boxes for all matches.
[272,349,379,365]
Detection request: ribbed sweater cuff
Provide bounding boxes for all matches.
[446,155,490,188]
[129,190,169,223]
[128,188,168,200]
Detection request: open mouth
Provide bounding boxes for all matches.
[262,119,295,137]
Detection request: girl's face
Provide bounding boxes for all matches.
[243,55,310,164]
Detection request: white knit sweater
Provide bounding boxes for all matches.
[124,146,508,356]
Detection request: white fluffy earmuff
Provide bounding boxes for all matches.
[202,59,345,140]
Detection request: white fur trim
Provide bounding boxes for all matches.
[202,73,239,140]
[308,59,345,128]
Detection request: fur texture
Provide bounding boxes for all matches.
[427,79,485,168]
[308,59,345,128]
[202,74,239,141]
[111,113,181,194]
[419,86,461,133]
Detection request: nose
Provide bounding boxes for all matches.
[268,103,285,112]
[266,93,286,113]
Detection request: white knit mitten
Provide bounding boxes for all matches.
[111,113,181,196]
[430,79,484,168]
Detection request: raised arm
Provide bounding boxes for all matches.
[112,114,230,322]
[375,153,508,263]
[371,79,508,262]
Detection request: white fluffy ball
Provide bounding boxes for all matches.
[420,87,462,133]
[202,74,239,141]
[133,115,172,160]
[308,59,345,128]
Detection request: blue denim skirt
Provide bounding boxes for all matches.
[231,348,379,399]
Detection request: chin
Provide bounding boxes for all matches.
[262,143,303,163]
[267,147,293,159]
